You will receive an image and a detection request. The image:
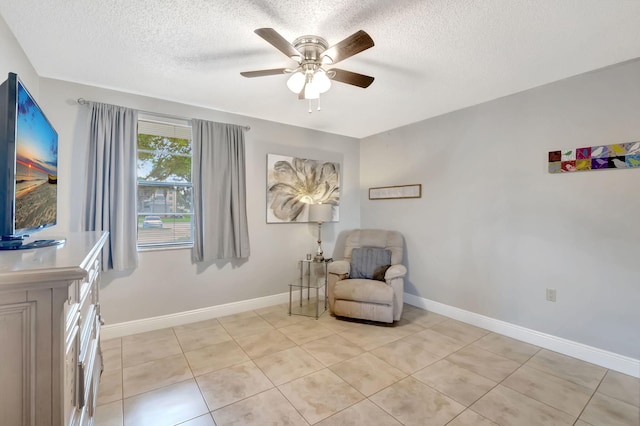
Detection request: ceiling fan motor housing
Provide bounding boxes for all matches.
[292,35,330,72]
[293,36,328,59]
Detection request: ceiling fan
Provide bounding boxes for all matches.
[240,28,375,105]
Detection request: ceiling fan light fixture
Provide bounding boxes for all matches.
[314,69,331,93]
[303,79,320,99]
[286,71,305,93]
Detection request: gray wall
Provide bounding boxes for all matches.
[360,60,640,358]
[37,78,360,324]
[0,15,38,97]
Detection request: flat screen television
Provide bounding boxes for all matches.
[0,72,63,250]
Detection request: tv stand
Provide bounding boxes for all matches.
[0,231,108,425]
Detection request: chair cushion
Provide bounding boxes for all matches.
[372,264,392,281]
[350,247,391,279]
[333,279,394,305]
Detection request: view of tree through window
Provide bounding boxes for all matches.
[137,119,193,248]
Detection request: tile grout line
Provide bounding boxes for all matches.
[119,339,124,425]
[494,357,580,421]
[454,336,602,423]
[339,317,457,425]
[282,309,425,425]
[571,369,609,425]
[463,344,606,424]
[362,314,489,423]
[404,328,549,425]
[191,312,268,418]
[195,307,335,424]
[214,307,353,424]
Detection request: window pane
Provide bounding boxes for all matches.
[137,134,192,183]
[137,184,192,215]
[137,184,193,246]
[138,119,192,140]
[137,213,193,246]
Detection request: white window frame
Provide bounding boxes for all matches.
[136,114,194,251]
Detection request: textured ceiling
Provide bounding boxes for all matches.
[1,0,639,138]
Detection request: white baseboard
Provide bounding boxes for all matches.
[403,293,639,378]
[101,291,291,340]
[102,289,638,378]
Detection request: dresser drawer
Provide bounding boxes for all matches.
[85,318,102,424]
[79,257,99,308]
[78,305,96,359]
[63,323,79,426]
[77,316,101,422]
[78,279,91,313]
[78,285,93,330]
[64,279,80,335]
[65,307,80,347]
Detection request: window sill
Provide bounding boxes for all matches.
[137,243,193,252]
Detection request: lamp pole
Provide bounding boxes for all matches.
[315,221,324,261]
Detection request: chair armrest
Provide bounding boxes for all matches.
[328,260,350,275]
[385,264,407,280]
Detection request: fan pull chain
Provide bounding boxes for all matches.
[307,98,322,113]
[309,98,322,114]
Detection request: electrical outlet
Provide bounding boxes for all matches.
[546,288,557,302]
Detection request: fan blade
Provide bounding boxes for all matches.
[321,30,374,65]
[240,68,288,78]
[330,69,375,88]
[254,28,300,59]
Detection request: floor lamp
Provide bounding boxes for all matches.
[309,203,332,261]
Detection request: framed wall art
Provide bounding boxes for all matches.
[266,154,340,223]
[369,184,422,200]
[549,141,640,173]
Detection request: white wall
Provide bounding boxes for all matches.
[37,78,360,324]
[360,60,640,359]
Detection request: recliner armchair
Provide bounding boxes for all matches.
[328,229,406,323]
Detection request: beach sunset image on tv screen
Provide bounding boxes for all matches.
[14,82,57,231]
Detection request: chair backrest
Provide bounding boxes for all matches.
[343,229,403,265]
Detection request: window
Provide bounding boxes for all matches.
[136,116,193,249]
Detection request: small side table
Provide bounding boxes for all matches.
[289,258,332,319]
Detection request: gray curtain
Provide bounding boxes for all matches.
[192,119,250,261]
[82,102,138,271]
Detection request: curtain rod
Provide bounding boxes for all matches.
[76,98,250,131]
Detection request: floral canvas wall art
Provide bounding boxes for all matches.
[267,154,340,223]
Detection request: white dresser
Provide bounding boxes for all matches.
[0,231,108,426]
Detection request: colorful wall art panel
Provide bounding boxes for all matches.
[548,141,640,173]
[266,154,340,223]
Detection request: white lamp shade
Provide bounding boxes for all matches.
[286,71,305,93]
[314,69,332,93]
[309,203,332,223]
[303,80,320,99]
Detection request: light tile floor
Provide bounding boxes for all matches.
[95,303,640,426]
